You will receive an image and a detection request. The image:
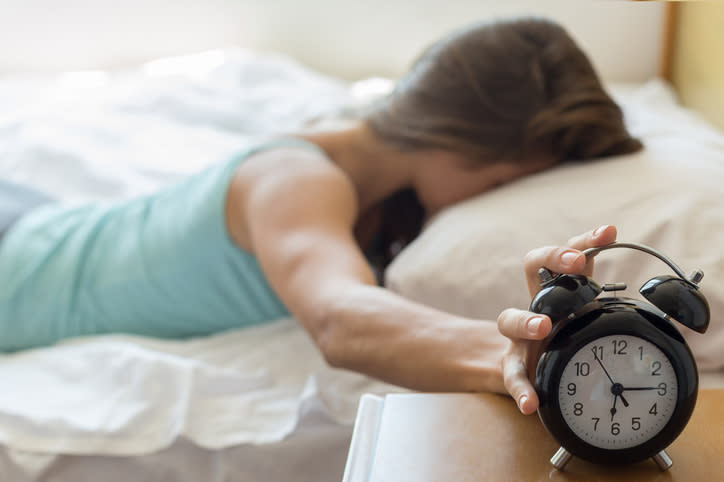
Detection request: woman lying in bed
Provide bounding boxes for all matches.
[0,18,641,415]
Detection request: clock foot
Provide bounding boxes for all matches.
[652,450,673,471]
[550,446,573,470]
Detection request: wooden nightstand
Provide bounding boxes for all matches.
[343,390,724,481]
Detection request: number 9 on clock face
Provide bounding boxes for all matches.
[558,335,677,450]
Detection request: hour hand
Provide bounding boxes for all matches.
[610,395,618,421]
[610,383,629,416]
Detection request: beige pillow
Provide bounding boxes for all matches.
[385,148,724,371]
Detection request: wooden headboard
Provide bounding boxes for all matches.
[665,2,724,131]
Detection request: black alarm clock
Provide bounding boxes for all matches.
[531,242,710,471]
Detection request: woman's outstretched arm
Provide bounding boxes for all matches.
[231,147,617,402]
[231,149,509,393]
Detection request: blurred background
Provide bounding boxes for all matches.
[2,1,720,128]
[0,0,666,82]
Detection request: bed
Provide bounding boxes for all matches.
[1,4,724,482]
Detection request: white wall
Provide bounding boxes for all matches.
[0,0,664,82]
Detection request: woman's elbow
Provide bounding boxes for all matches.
[303,291,355,369]
[288,274,377,370]
[316,324,348,368]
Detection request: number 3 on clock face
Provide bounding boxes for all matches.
[558,335,677,450]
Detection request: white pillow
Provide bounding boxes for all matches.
[386,91,724,371]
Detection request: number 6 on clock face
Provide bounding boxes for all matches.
[558,335,677,450]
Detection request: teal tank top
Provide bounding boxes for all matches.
[0,138,325,351]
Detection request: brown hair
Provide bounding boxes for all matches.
[365,17,642,165]
[364,17,643,279]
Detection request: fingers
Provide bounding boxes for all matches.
[502,342,540,415]
[498,309,550,414]
[567,225,618,277]
[497,308,551,341]
[567,224,617,251]
[523,225,618,295]
[523,246,586,297]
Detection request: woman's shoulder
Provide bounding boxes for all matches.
[225,136,358,252]
[234,136,352,193]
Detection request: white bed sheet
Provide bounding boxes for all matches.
[0,320,404,454]
[1,50,723,482]
[0,50,403,481]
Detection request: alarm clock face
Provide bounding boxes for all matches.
[558,334,678,450]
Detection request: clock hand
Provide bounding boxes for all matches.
[591,349,616,386]
[609,382,629,418]
[592,350,630,409]
[619,386,651,406]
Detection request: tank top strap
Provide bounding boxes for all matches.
[245,137,329,161]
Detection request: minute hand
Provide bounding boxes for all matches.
[592,351,616,385]
[622,387,658,391]
[592,351,630,408]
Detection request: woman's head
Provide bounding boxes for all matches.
[365,17,642,166]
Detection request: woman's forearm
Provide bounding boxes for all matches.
[314,283,509,393]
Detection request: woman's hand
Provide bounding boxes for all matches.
[497,225,618,414]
